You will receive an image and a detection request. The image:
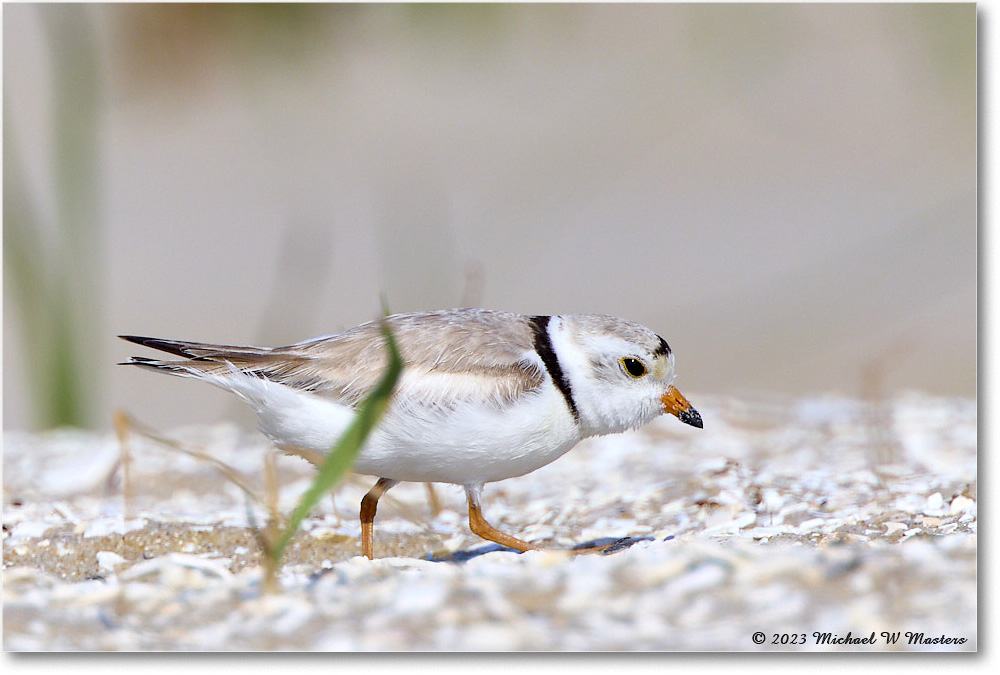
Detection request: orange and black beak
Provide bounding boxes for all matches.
[661,386,703,428]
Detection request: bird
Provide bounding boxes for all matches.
[120,308,702,558]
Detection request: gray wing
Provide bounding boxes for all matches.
[121,309,546,409]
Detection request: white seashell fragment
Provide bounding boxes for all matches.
[949,495,975,515]
[96,551,127,572]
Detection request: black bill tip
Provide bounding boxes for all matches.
[678,407,703,429]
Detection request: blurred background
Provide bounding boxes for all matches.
[3,3,976,432]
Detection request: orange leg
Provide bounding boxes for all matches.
[360,477,397,559]
[465,484,541,553]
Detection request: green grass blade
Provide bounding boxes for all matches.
[271,318,403,563]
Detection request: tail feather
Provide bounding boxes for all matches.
[121,356,207,377]
[118,335,271,360]
[118,335,321,389]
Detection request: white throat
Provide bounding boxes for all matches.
[546,316,606,436]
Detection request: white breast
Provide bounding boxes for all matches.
[355,384,582,484]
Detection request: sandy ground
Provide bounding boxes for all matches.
[2,393,976,651]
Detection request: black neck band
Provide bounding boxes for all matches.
[529,315,579,422]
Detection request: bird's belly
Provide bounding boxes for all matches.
[250,377,581,485]
[353,389,581,485]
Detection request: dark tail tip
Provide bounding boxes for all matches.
[119,335,155,346]
[118,335,193,358]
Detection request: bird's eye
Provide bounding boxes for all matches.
[620,357,647,378]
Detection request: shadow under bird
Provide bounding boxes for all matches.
[120,308,702,558]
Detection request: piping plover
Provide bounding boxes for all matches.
[120,308,702,558]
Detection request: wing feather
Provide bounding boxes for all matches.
[121,309,545,409]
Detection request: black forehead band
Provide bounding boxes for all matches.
[654,336,671,357]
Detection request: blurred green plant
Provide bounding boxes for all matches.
[113,310,402,591]
[261,315,403,591]
[4,5,103,429]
